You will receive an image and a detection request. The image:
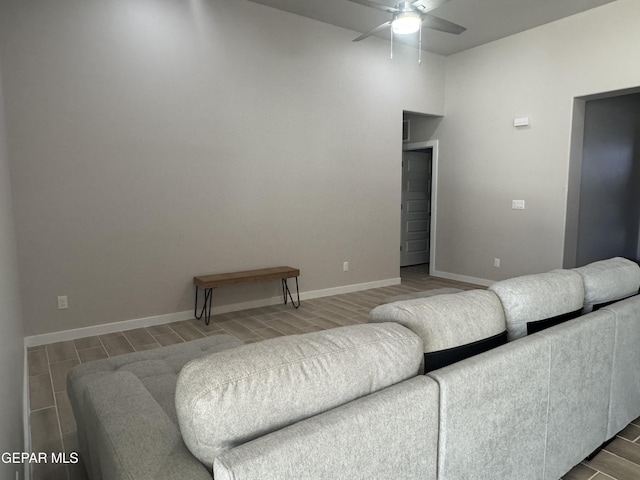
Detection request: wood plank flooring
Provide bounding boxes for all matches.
[26,265,640,480]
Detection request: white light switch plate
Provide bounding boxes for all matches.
[57,295,68,309]
[512,200,525,210]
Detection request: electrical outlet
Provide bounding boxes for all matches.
[343,261,349,272]
[494,258,501,268]
[57,295,68,310]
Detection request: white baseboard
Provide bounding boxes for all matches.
[430,269,494,287]
[300,277,401,300]
[24,310,198,348]
[23,277,402,348]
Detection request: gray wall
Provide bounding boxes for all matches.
[432,0,640,282]
[0,60,25,477]
[0,0,445,335]
[575,94,640,266]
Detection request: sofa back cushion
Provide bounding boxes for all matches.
[175,323,423,468]
[369,290,507,372]
[573,257,640,313]
[489,269,584,341]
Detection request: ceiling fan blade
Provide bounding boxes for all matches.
[412,0,450,14]
[347,0,399,14]
[422,14,466,34]
[352,21,392,42]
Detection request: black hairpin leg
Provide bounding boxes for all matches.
[282,277,301,309]
[194,286,213,325]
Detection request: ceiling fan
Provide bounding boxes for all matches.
[349,0,466,61]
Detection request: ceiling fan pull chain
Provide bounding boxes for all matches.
[390,28,394,59]
[418,21,422,64]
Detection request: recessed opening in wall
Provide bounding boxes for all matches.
[564,87,640,268]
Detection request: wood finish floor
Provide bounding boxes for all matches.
[26,265,640,480]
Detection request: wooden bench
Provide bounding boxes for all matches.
[193,266,300,325]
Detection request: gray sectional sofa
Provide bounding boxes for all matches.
[67,257,640,480]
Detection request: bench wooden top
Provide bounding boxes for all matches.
[194,266,300,289]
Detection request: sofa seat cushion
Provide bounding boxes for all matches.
[573,257,640,313]
[369,290,507,372]
[175,323,423,469]
[68,334,243,425]
[489,269,584,341]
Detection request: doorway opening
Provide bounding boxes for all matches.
[564,87,640,268]
[401,140,438,272]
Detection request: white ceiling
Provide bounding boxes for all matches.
[246,0,617,56]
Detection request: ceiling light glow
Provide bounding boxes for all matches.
[392,12,421,35]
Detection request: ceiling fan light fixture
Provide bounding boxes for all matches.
[391,11,421,35]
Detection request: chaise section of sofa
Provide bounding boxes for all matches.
[78,370,213,480]
[67,334,243,480]
[69,322,436,480]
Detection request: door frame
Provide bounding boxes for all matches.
[402,140,438,275]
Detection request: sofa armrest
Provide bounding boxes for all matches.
[213,376,439,480]
[80,371,211,480]
[176,323,423,468]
